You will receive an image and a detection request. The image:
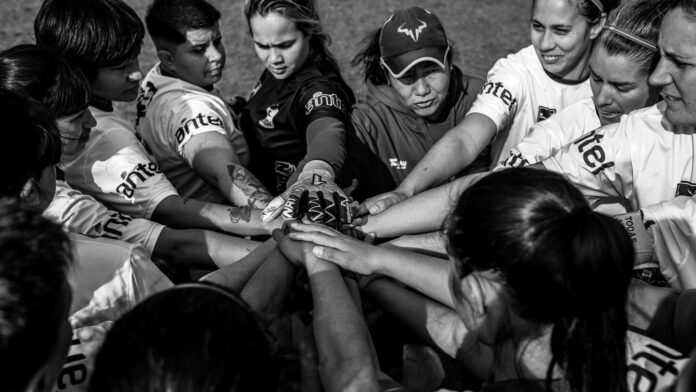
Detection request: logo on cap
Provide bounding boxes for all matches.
[397,20,427,42]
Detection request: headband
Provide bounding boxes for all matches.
[603,25,658,52]
[589,0,604,13]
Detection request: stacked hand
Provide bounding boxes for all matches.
[359,189,409,216]
[262,164,352,229]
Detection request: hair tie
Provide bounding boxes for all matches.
[603,25,658,52]
[589,0,604,13]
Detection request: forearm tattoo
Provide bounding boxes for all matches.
[228,206,252,224]
[227,164,273,206]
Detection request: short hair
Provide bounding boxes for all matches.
[0,44,91,118]
[595,0,666,73]
[89,282,277,392]
[446,168,633,392]
[0,197,73,391]
[0,89,61,199]
[145,0,221,50]
[34,0,145,81]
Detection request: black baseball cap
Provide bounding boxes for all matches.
[379,7,449,78]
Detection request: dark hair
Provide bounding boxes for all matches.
[595,0,665,73]
[146,0,221,49]
[446,168,632,392]
[0,197,73,391]
[244,0,339,70]
[0,44,91,117]
[34,0,145,81]
[0,89,61,198]
[351,27,455,86]
[90,282,277,392]
[532,0,619,23]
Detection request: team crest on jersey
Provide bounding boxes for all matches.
[675,181,696,197]
[136,81,158,127]
[304,92,345,115]
[274,160,297,193]
[259,105,279,129]
[537,106,556,122]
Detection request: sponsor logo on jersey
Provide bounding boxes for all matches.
[136,81,158,127]
[389,158,408,170]
[55,334,89,390]
[397,20,428,42]
[304,92,345,115]
[175,113,224,144]
[627,340,686,392]
[101,210,134,240]
[274,160,297,194]
[260,105,279,129]
[573,129,615,175]
[115,162,163,199]
[675,180,696,197]
[480,81,517,110]
[500,150,529,168]
[537,106,556,122]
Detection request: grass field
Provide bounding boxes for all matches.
[1,0,530,103]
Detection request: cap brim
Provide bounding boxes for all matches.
[381,46,448,79]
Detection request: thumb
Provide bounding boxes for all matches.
[261,194,287,223]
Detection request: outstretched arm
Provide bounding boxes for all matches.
[362,113,496,215]
[186,132,273,209]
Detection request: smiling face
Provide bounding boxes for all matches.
[530,0,598,80]
[589,46,656,126]
[169,24,226,88]
[649,7,696,126]
[249,12,311,80]
[92,57,144,103]
[56,107,96,158]
[388,61,451,119]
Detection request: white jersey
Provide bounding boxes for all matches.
[60,106,179,219]
[626,329,688,392]
[467,45,592,166]
[135,63,250,203]
[498,97,600,168]
[56,233,173,392]
[44,181,164,254]
[542,102,696,289]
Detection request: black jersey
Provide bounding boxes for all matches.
[240,56,355,194]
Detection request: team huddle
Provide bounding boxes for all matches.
[2,0,696,390]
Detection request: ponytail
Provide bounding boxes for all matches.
[446,168,634,392]
[351,28,388,86]
[547,211,632,392]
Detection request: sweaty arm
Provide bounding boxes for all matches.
[185,131,273,209]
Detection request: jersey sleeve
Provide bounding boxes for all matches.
[498,114,570,168]
[168,95,235,164]
[85,129,179,219]
[45,181,165,254]
[466,56,524,133]
[541,123,636,208]
[642,196,696,290]
[296,78,352,127]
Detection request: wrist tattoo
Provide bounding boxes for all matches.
[228,164,273,203]
[228,206,252,224]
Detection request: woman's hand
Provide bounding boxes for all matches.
[360,189,409,216]
[272,228,329,273]
[287,223,381,275]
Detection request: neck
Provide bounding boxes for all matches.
[90,95,113,112]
